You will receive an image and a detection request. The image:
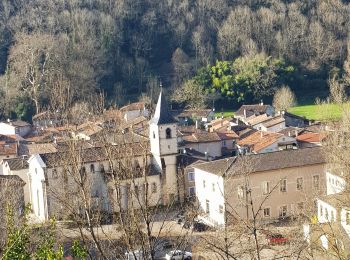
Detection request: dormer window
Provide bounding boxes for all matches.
[166,128,172,139]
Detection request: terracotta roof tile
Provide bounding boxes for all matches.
[235,104,272,117]
[2,158,29,170]
[0,143,17,156]
[238,131,283,153]
[296,132,326,143]
[194,147,325,176]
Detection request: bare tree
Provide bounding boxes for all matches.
[7,32,57,114]
[273,85,297,111]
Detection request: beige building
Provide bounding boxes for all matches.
[194,147,326,226]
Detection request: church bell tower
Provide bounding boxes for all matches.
[149,91,178,204]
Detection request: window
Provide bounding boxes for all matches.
[100,164,105,173]
[262,181,270,195]
[237,186,244,199]
[212,183,215,192]
[279,206,287,218]
[331,211,335,222]
[188,172,195,181]
[153,131,156,139]
[320,205,323,216]
[189,187,195,196]
[297,178,303,191]
[222,140,226,147]
[206,200,210,214]
[264,208,270,218]
[90,164,95,173]
[166,128,172,139]
[280,179,287,192]
[151,182,157,193]
[346,212,350,225]
[325,209,329,220]
[37,189,40,216]
[219,205,224,214]
[313,175,320,190]
[52,169,58,179]
[203,180,206,188]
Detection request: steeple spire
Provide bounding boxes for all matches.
[150,91,176,125]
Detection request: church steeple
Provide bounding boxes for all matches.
[150,91,176,125]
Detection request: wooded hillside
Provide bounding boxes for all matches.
[0,0,349,120]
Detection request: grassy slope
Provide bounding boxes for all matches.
[288,103,347,121]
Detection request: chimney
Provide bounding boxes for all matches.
[288,131,291,137]
[294,130,298,137]
[195,120,199,129]
[244,109,247,118]
[205,151,208,160]
[260,131,263,138]
[260,100,264,106]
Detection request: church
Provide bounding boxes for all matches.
[20,91,182,222]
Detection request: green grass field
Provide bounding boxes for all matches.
[216,103,348,121]
[215,110,235,118]
[288,103,346,121]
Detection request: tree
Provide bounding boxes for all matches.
[329,75,346,104]
[194,53,294,102]
[273,85,297,111]
[6,32,57,114]
[172,80,208,109]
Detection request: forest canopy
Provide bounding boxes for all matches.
[0,0,349,120]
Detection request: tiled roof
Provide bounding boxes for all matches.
[246,114,271,126]
[262,116,285,128]
[194,146,325,176]
[235,104,272,117]
[3,158,29,170]
[238,131,283,153]
[296,132,326,143]
[0,175,25,186]
[182,132,221,143]
[40,142,148,168]
[175,109,212,118]
[209,118,231,129]
[178,125,200,135]
[4,120,31,127]
[0,142,17,156]
[18,143,58,155]
[278,127,304,137]
[0,134,26,142]
[120,102,146,112]
[217,132,239,140]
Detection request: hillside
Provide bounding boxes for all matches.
[0,0,349,120]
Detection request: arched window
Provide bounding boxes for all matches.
[90,164,95,173]
[100,164,105,173]
[166,128,172,139]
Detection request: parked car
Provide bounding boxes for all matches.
[193,221,210,232]
[266,233,289,245]
[165,250,192,260]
